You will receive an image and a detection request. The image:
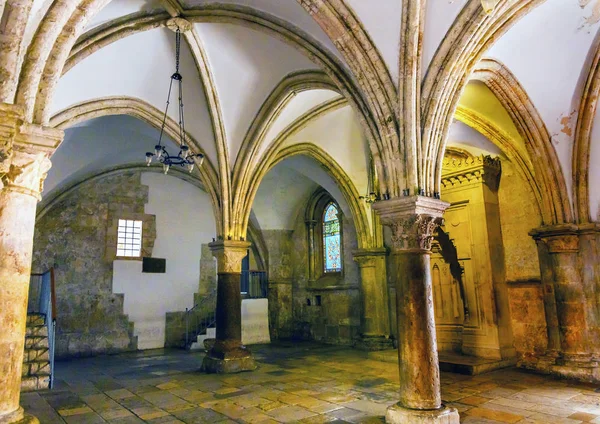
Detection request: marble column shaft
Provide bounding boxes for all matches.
[373,196,459,423]
[0,106,60,424]
[203,240,256,373]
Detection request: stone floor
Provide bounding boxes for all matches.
[20,342,600,424]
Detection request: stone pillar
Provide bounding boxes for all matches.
[373,196,459,424]
[0,105,61,424]
[202,240,257,373]
[530,225,600,381]
[352,248,392,350]
[306,220,317,282]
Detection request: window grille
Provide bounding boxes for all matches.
[117,219,142,257]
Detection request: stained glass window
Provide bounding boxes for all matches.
[323,203,341,273]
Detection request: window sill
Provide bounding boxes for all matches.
[307,273,358,291]
[115,256,143,261]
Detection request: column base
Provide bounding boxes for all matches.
[201,340,257,374]
[354,335,394,351]
[0,407,40,424]
[519,352,600,383]
[386,404,459,424]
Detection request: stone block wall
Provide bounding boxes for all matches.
[498,161,547,360]
[32,171,150,358]
[287,212,361,345]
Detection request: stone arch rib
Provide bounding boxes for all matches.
[454,105,545,223]
[573,39,600,224]
[245,143,373,250]
[48,96,223,236]
[470,59,571,225]
[421,0,545,196]
[231,70,339,235]
[297,0,402,196]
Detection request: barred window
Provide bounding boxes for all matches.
[117,219,142,257]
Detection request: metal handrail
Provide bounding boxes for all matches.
[184,293,217,349]
[28,268,57,389]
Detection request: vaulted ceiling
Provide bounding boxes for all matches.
[16,0,600,228]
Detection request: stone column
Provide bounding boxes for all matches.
[202,240,257,373]
[352,248,392,350]
[305,220,317,282]
[373,196,459,424]
[0,106,61,424]
[530,225,600,381]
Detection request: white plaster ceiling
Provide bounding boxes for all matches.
[43,115,181,200]
[345,0,403,84]
[252,163,318,230]
[260,89,341,158]
[447,120,503,157]
[85,0,165,31]
[181,0,342,61]
[252,156,352,231]
[422,0,468,75]
[51,28,218,164]
[194,23,318,166]
[486,0,600,204]
[282,104,369,198]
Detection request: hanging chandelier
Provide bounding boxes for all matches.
[146,28,204,174]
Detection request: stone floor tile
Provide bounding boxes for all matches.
[265,404,318,422]
[465,406,524,423]
[569,412,599,422]
[63,411,107,423]
[527,412,584,423]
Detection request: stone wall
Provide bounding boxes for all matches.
[32,171,148,358]
[287,210,361,345]
[498,161,547,360]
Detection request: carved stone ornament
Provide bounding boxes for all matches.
[0,149,51,199]
[209,240,252,273]
[372,196,449,252]
[166,17,192,33]
[388,215,444,251]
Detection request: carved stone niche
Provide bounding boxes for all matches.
[441,148,501,192]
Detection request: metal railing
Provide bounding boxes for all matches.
[29,268,56,389]
[241,270,268,299]
[184,293,217,349]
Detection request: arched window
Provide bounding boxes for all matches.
[323,203,342,273]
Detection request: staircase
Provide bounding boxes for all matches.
[190,327,216,351]
[21,313,51,392]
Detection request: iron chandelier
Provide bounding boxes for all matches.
[146,28,204,174]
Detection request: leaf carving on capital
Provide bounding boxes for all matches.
[388,215,443,251]
[0,150,51,196]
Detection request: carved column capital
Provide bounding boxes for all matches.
[0,104,24,174]
[209,240,251,273]
[529,225,579,254]
[372,196,449,252]
[0,118,62,200]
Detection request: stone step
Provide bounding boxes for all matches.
[20,375,50,393]
[23,348,49,362]
[26,314,46,327]
[25,336,49,349]
[190,327,216,351]
[26,325,48,337]
[22,361,51,377]
[368,350,517,375]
